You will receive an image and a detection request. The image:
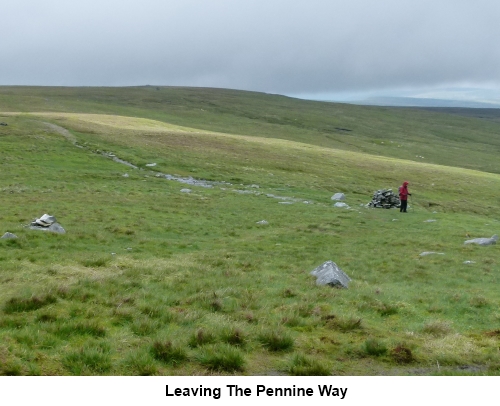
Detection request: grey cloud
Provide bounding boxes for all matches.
[1,0,500,95]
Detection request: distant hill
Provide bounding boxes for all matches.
[351,96,500,109]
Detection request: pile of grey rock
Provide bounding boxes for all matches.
[367,189,400,209]
[29,214,66,234]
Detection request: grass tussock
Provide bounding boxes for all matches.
[364,338,388,357]
[422,320,453,337]
[52,321,106,338]
[151,340,188,365]
[80,256,111,268]
[287,353,331,376]
[221,328,247,347]
[327,316,363,332]
[391,344,414,364]
[63,347,111,375]
[259,329,294,352]
[188,328,217,348]
[3,294,57,314]
[196,344,245,372]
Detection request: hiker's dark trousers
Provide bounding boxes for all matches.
[400,200,408,212]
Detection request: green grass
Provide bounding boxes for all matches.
[0,87,499,375]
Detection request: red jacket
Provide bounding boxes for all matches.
[399,182,409,201]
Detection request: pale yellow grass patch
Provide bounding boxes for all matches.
[5,112,500,184]
[422,333,480,359]
[4,112,196,133]
[0,261,122,300]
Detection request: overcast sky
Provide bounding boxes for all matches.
[2,0,500,103]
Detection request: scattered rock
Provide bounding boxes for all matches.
[180,189,192,193]
[163,174,225,188]
[463,260,476,264]
[310,261,351,288]
[464,235,498,246]
[256,220,269,225]
[424,219,437,223]
[367,189,400,209]
[122,173,129,178]
[392,219,398,221]
[331,193,346,201]
[0,122,7,126]
[279,201,293,204]
[145,163,157,167]
[1,232,17,239]
[419,252,445,256]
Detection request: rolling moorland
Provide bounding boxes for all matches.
[0,86,499,375]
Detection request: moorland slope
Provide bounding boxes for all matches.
[0,87,499,375]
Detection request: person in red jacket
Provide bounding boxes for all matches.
[399,181,411,212]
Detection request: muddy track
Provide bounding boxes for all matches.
[43,122,78,144]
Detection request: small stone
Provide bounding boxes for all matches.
[279,201,293,204]
[256,220,269,225]
[122,173,129,177]
[180,189,192,193]
[1,232,17,239]
[424,219,437,223]
[331,193,346,201]
[145,163,157,167]
[464,235,498,246]
[419,252,444,256]
[463,260,476,264]
[334,202,349,208]
[310,261,351,288]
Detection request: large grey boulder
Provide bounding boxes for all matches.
[464,235,498,246]
[29,223,66,234]
[1,232,17,239]
[310,261,351,288]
